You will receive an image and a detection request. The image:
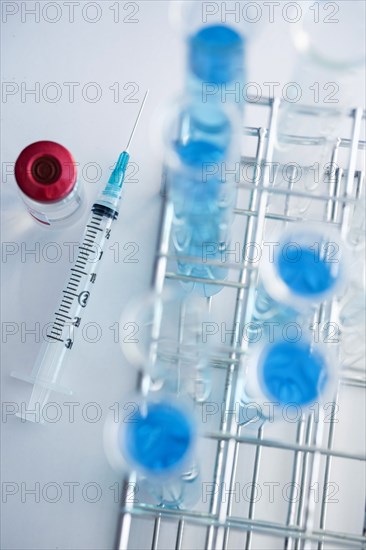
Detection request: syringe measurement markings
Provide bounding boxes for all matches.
[67,284,78,291]
[63,290,78,298]
[71,268,87,275]
[47,335,64,343]
[86,224,102,232]
[55,313,71,320]
[76,255,87,262]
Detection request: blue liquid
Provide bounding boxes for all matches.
[189,25,244,84]
[261,341,327,406]
[276,244,339,297]
[124,402,193,475]
[175,139,226,166]
[188,25,245,110]
[170,140,236,297]
[250,239,342,338]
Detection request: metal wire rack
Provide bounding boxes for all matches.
[115,97,366,550]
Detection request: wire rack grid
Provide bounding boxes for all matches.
[115,97,366,550]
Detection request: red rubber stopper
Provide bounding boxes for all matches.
[14,141,77,203]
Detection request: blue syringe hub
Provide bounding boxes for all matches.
[93,151,130,218]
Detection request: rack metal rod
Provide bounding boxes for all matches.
[222,125,270,550]
[203,431,366,462]
[285,135,345,549]
[237,181,361,204]
[243,97,366,119]
[318,107,364,550]
[123,505,366,547]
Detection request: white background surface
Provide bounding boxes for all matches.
[1,1,365,549]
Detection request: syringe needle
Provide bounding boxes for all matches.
[125,90,149,152]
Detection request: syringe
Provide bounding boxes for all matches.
[12,91,149,422]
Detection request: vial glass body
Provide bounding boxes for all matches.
[164,98,240,297]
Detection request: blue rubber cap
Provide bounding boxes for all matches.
[276,241,340,297]
[123,402,193,475]
[261,341,327,406]
[189,25,244,84]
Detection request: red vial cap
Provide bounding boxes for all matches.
[15,141,77,203]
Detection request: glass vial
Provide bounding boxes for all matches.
[171,1,247,111]
[248,224,348,342]
[120,287,212,403]
[237,339,337,423]
[164,98,240,297]
[14,140,84,227]
[104,395,200,509]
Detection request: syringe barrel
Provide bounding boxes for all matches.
[12,205,116,420]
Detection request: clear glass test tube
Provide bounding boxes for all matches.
[120,287,212,403]
[14,141,85,227]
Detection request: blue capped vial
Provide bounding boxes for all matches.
[188,24,245,110]
[238,339,336,422]
[123,400,194,477]
[248,225,348,341]
[261,225,348,310]
[104,397,199,508]
[260,341,328,407]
